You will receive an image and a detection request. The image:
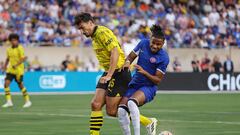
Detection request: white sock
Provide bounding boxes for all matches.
[128,100,140,135]
[118,106,131,135]
[7,100,13,104]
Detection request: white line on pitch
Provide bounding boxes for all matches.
[1,112,240,125]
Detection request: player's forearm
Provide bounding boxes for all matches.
[142,71,162,85]
[107,47,119,77]
[4,58,9,68]
[126,51,137,64]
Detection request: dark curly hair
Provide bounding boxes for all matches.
[150,24,165,40]
[8,33,19,41]
[74,12,94,25]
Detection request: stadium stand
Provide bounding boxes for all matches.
[0,0,240,72]
[0,0,239,48]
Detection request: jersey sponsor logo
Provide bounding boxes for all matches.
[0,75,5,89]
[208,74,240,91]
[39,75,66,89]
[150,57,156,63]
[105,38,113,46]
[95,48,104,53]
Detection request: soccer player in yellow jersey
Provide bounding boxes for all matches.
[2,33,32,108]
[75,13,157,135]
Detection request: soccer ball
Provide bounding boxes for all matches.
[159,131,173,135]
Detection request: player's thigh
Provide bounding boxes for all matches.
[107,69,131,97]
[105,96,122,115]
[119,97,129,105]
[130,90,146,106]
[91,88,106,110]
[4,73,14,87]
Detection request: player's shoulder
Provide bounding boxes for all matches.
[138,39,150,48]
[139,39,150,44]
[158,49,169,62]
[18,44,24,49]
[17,45,24,51]
[97,25,111,33]
[95,25,113,38]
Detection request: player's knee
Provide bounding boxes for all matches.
[4,80,10,88]
[4,84,8,88]
[127,98,139,108]
[91,100,102,110]
[4,82,10,88]
[106,108,117,117]
[118,105,129,117]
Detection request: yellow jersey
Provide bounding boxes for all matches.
[91,25,125,71]
[6,45,25,75]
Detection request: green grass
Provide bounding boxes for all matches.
[0,93,240,135]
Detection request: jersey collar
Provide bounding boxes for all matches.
[91,26,98,38]
[11,44,19,48]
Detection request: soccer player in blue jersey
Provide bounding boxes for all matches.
[118,24,169,135]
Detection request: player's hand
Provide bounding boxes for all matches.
[134,64,146,75]
[121,60,130,71]
[100,75,112,84]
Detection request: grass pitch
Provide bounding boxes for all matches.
[0,93,240,135]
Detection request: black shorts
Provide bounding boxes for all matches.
[5,73,23,84]
[96,68,132,97]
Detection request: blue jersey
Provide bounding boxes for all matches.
[129,39,169,87]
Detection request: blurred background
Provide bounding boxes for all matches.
[0,0,239,73]
[0,0,240,135]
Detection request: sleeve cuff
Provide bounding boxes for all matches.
[157,68,165,74]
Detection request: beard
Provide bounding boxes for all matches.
[150,48,158,53]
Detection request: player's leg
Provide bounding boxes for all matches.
[105,96,121,117]
[90,72,108,135]
[127,90,146,135]
[106,69,131,117]
[118,87,155,135]
[89,88,106,135]
[2,73,14,108]
[16,75,31,108]
[129,86,158,135]
[118,97,131,135]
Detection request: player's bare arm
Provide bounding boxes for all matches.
[99,47,119,83]
[122,51,137,69]
[134,64,164,84]
[3,58,9,71]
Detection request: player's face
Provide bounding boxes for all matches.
[150,37,164,53]
[77,21,93,37]
[10,39,19,47]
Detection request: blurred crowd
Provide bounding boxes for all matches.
[0,0,240,48]
[172,53,235,73]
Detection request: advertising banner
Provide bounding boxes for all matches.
[1,72,239,92]
[158,73,240,91]
[0,72,103,92]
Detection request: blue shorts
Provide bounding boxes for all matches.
[124,84,158,104]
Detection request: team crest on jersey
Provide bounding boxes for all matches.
[150,57,156,63]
